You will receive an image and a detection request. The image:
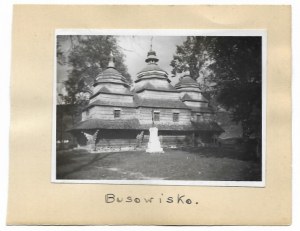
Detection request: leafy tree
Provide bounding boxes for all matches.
[170,36,216,81]
[211,37,262,139]
[171,36,262,140]
[56,41,66,65]
[58,35,132,105]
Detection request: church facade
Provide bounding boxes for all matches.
[69,49,223,151]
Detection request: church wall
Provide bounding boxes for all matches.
[88,106,136,120]
[191,112,215,122]
[138,107,191,125]
[96,139,137,149]
[94,129,138,150]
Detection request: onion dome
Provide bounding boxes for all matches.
[175,71,201,93]
[135,49,169,83]
[175,70,209,103]
[94,52,130,88]
[145,50,159,63]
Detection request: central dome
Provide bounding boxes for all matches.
[137,64,167,74]
[135,48,169,83]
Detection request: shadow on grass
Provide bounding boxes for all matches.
[56,150,117,179]
[180,146,260,162]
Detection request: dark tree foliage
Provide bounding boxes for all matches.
[58,35,132,104]
[211,37,262,139]
[171,36,262,139]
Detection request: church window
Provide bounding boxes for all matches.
[154,112,160,121]
[173,113,179,122]
[197,114,203,122]
[114,109,121,118]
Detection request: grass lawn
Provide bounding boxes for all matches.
[56,146,261,182]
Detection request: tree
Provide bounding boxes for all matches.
[170,36,216,82]
[171,36,262,140]
[57,35,132,105]
[210,37,262,139]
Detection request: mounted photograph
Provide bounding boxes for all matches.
[53,30,265,186]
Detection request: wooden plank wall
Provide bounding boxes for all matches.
[89,106,136,120]
[138,108,191,125]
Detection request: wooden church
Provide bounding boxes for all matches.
[69,49,223,151]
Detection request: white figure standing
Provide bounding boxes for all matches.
[146,109,164,153]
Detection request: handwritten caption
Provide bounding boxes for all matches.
[105,193,199,205]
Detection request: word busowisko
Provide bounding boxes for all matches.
[105,193,199,205]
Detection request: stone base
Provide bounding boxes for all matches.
[146,147,164,153]
[146,127,164,153]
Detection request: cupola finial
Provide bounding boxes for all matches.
[145,37,159,64]
[150,36,153,51]
[108,51,115,68]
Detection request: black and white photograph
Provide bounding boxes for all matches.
[54,30,265,186]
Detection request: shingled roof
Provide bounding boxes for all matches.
[175,74,201,92]
[90,86,133,100]
[86,99,135,109]
[71,118,141,130]
[137,64,167,75]
[94,67,130,87]
[181,93,209,103]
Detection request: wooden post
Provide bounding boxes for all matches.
[93,130,99,151]
[192,132,195,147]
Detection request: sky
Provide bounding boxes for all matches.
[116,35,186,84]
[57,35,186,95]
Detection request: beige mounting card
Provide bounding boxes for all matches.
[7,5,291,225]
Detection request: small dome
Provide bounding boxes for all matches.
[175,74,200,91]
[95,67,130,87]
[101,67,121,76]
[145,50,159,63]
[93,52,130,87]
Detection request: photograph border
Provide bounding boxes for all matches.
[52,29,267,187]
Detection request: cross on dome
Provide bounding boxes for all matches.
[108,51,115,68]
